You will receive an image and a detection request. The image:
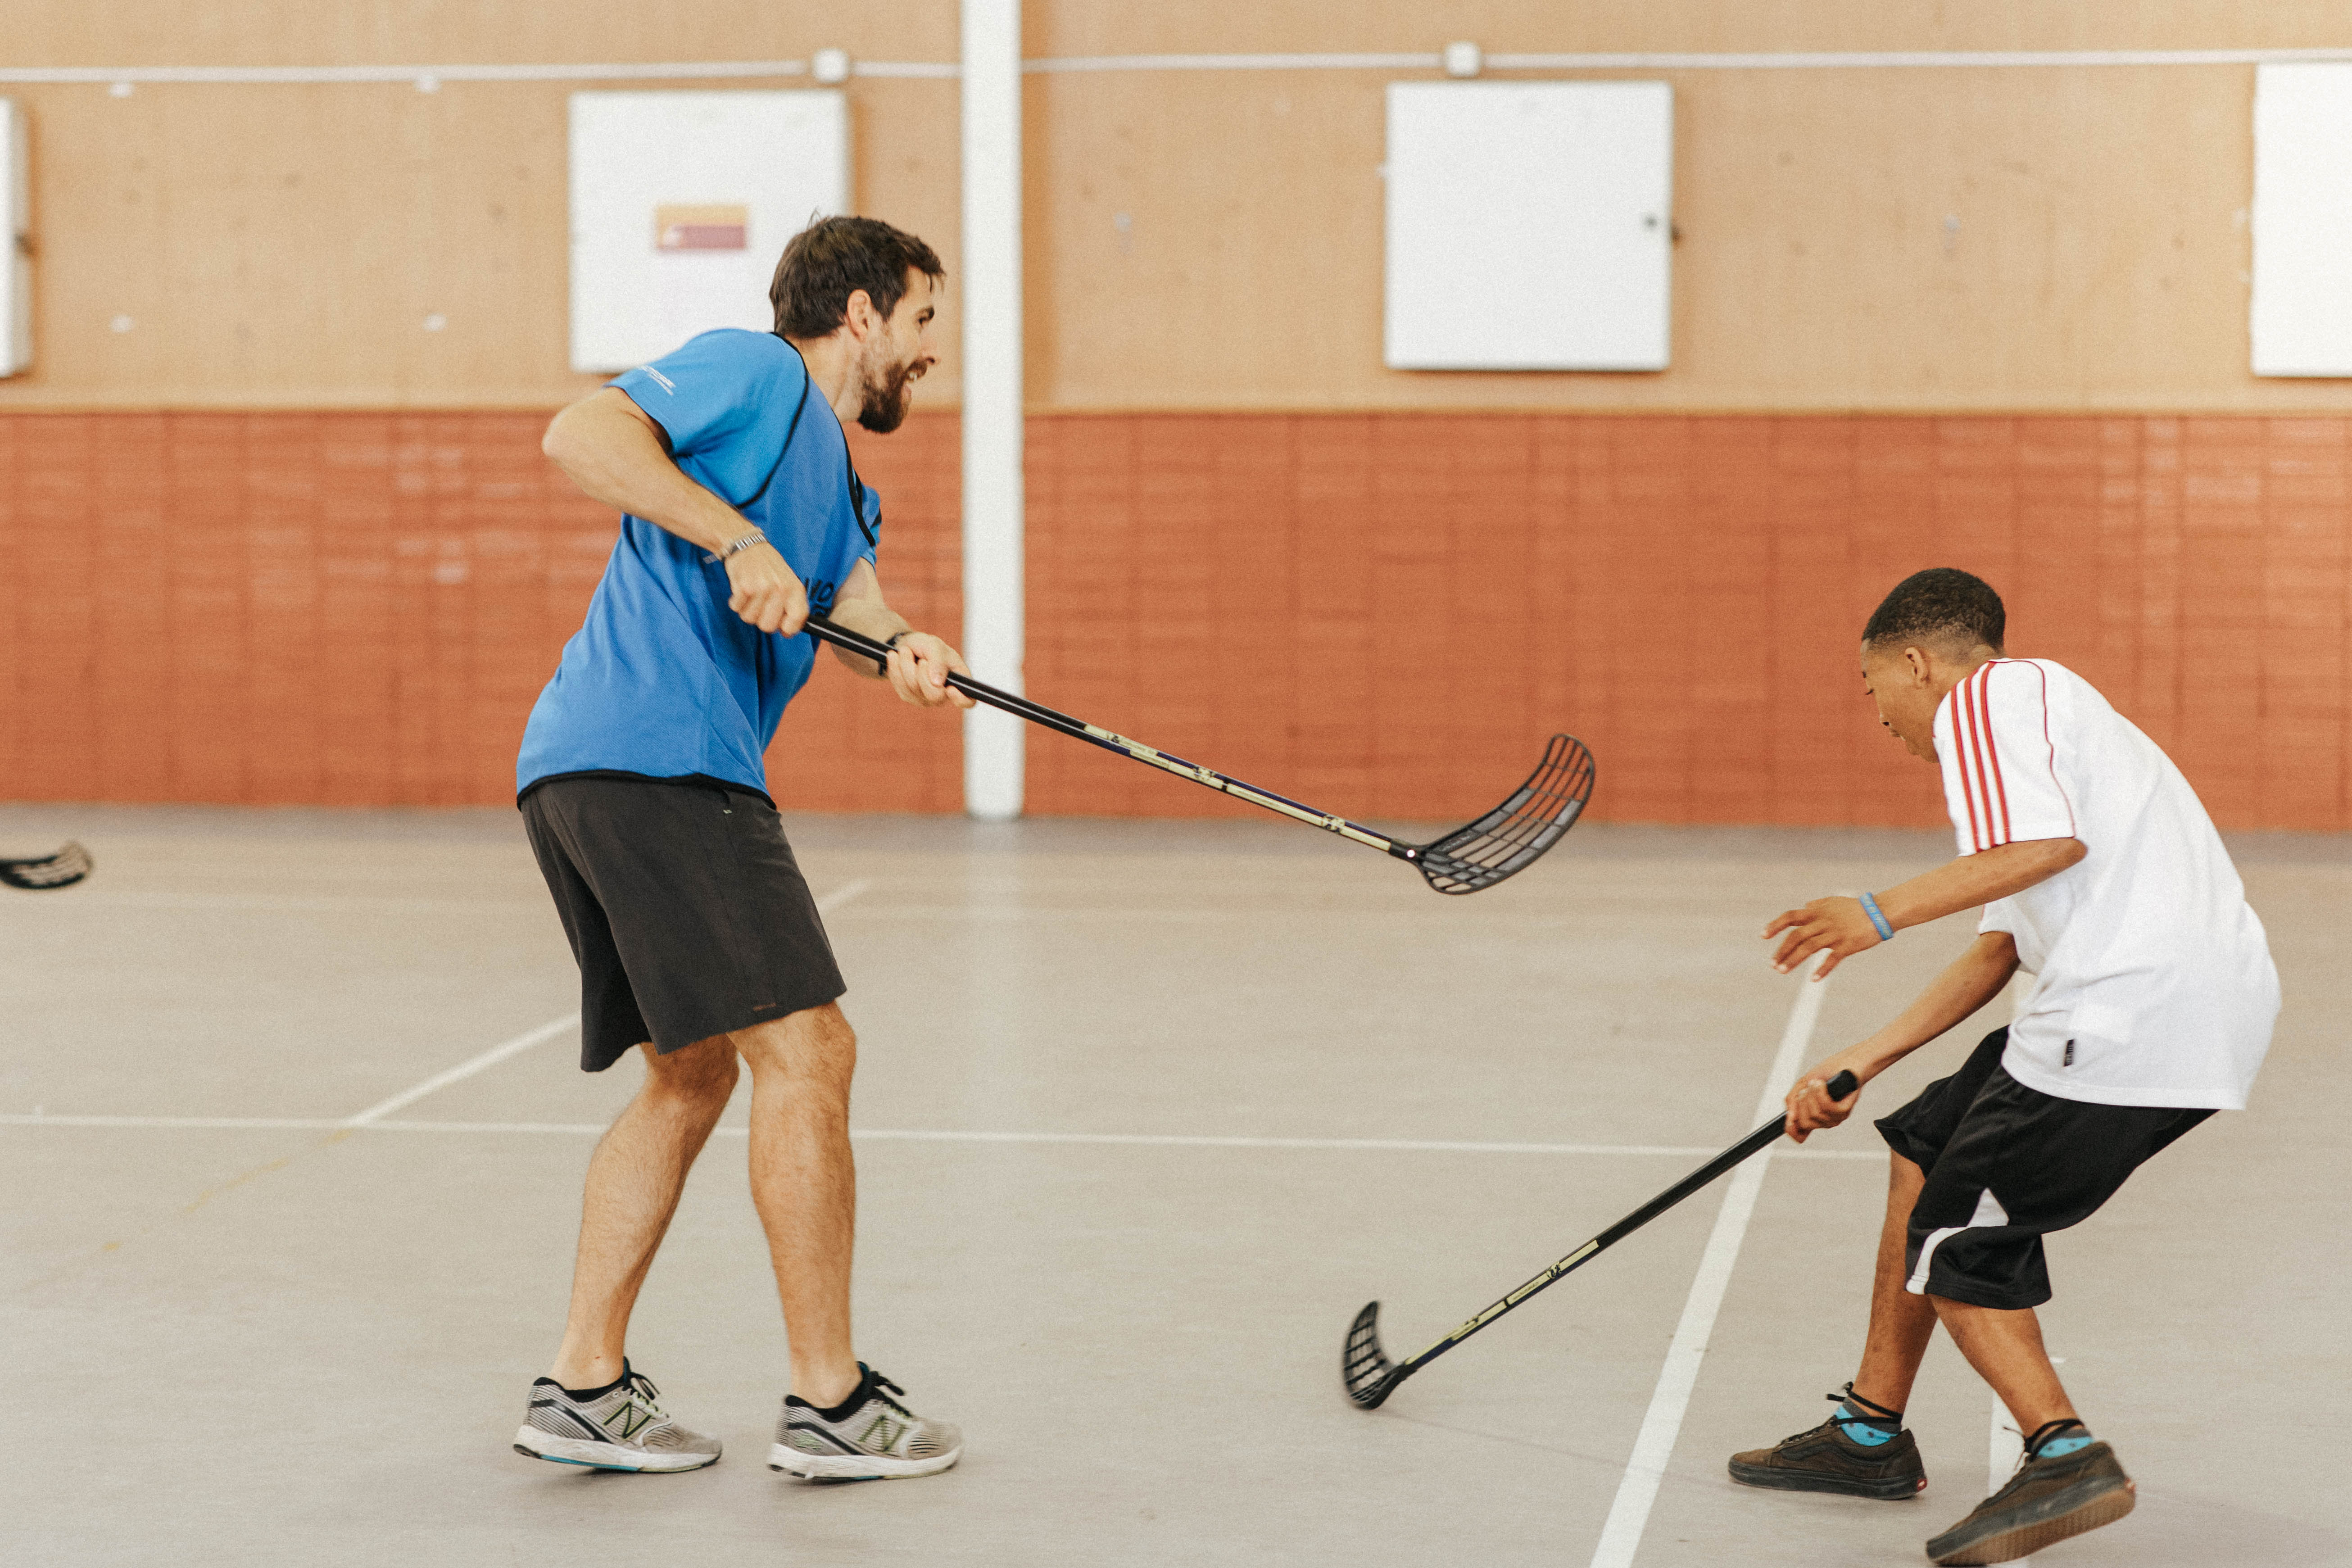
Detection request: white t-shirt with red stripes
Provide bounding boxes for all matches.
[1933,657,2278,1110]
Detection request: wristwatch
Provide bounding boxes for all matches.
[704,528,767,564]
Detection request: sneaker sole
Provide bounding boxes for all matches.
[513,1427,719,1473]
[767,1441,961,1481]
[1929,1476,2135,1565]
[1728,1457,1926,1501]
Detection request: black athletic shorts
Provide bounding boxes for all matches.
[1874,1027,2212,1311]
[521,775,847,1072]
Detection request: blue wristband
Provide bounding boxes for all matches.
[1859,891,1895,942]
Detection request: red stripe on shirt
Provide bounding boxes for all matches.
[1975,665,2013,844]
[1947,686,1987,851]
[1961,668,2001,850]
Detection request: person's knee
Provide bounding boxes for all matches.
[640,1034,740,1110]
[1888,1151,1926,1204]
[734,1003,857,1090]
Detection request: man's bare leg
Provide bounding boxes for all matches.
[547,1035,737,1388]
[735,1002,862,1409]
[1851,1152,1940,1414]
[1930,1296,2079,1436]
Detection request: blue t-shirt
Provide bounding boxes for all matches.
[516,329,880,799]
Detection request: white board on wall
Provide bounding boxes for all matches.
[1385,81,1672,372]
[2252,64,2352,377]
[2,99,29,377]
[569,91,847,373]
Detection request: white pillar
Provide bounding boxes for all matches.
[960,0,1024,821]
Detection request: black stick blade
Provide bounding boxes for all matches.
[1414,735,1595,895]
[1343,1300,1405,1409]
[0,841,92,891]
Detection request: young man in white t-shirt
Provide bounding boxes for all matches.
[1732,568,2277,1567]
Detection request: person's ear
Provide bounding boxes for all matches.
[843,288,877,339]
[1903,645,1931,686]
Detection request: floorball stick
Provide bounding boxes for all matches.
[1342,1069,1861,1408]
[0,841,92,891]
[804,614,1595,895]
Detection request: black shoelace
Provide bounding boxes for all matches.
[862,1368,914,1419]
[619,1369,667,1416]
[1782,1381,1901,1445]
[2022,1418,2087,1460]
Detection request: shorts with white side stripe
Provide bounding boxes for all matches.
[1873,1028,2212,1310]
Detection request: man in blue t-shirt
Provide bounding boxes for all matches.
[510,217,970,1482]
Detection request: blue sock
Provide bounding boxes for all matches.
[1835,1399,1902,1447]
[2035,1427,2094,1459]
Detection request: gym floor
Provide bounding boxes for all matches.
[4,804,2344,1567]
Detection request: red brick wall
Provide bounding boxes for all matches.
[3,410,2345,829]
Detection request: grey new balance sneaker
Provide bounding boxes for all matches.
[513,1363,722,1473]
[769,1364,962,1481]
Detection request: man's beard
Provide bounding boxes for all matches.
[857,353,919,434]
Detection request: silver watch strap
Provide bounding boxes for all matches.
[705,528,767,564]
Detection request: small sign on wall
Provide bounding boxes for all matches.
[656,204,750,251]
[570,91,847,372]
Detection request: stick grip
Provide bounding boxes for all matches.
[1824,1070,1859,1099]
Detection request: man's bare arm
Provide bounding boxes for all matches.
[823,558,974,710]
[540,389,809,634]
[1782,931,2021,1140]
[1764,836,2085,977]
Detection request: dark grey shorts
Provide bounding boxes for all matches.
[521,775,847,1072]
[1876,1027,2211,1310]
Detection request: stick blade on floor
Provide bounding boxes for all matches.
[1341,1069,1858,1408]
[0,841,93,891]
[1343,1301,1404,1409]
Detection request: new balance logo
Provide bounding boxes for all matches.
[860,1414,906,1453]
[604,1404,653,1439]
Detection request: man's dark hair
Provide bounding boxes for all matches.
[770,216,944,339]
[1863,568,2007,653]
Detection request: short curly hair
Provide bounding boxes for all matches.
[769,215,944,339]
[1862,568,2006,653]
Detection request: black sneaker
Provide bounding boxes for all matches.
[1729,1383,1928,1500]
[1926,1421,2134,1565]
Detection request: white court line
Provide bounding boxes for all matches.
[329,878,875,1130]
[814,878,874,913]
[339,1014,582,1127]
[1987,1358,2062,1564]
[0,1114,349,1130]
[0,1112,1884,1156]
[1992,1396,2025,1562]
[1587,957,1835,1568]
[48,892,548,913]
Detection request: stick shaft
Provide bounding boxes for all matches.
[804,614,1404,854]
[1397,1070,1856,1375]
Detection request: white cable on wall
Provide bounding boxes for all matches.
[6,46,2351,86]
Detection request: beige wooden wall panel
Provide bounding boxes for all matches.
[0,76,960,410]
[1031,0,2350,56]
[1029,63,2311,412]
[0,0,961,410]
[5,1,2352,411]
[0,1,955,73]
